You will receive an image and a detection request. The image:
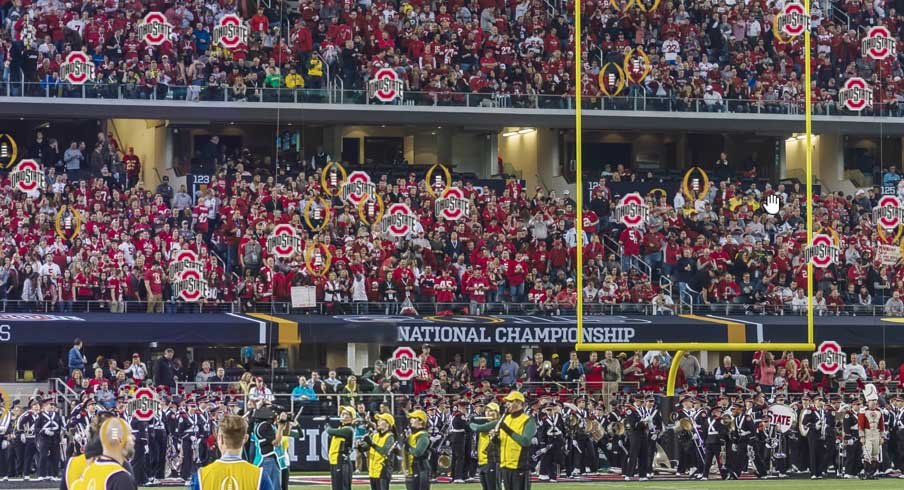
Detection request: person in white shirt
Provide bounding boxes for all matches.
[125,353,149,384]
[842,353,867,382]
[248,376,275,403]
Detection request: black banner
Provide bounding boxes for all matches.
[288,415,343,471]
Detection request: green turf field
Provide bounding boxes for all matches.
[132,480,904,490]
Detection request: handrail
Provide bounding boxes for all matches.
[1,299,903,317]
[50,377,80,418]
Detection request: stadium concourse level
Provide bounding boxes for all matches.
[0,0,902,114]
[3,127,904,315]
[7,344,904,484]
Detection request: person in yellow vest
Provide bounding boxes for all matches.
[327,406,356,490]
[360,413,396,490]
[63,408,115,490]
[468,402,501,490]
[492,392,536,490]
[71,416,136,490]
[405,409,431,490]
[190,414,273,490]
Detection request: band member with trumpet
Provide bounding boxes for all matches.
[536,401,565,481]
[801,395,829,479]
[698,405,728,480]
[623,394,649,481]
[859,387,884,480]
[405,409,431,490]
[327,406,356,490]
[359,413,396,490]
[841,398,862,478]
[493,391,536,490]
[469,402,501,490]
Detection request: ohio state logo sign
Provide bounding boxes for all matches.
[435,187,470,221]
[862,26,896,60]
[138,12,173,46]
[614,192,648,228]
[60,52,95,85]
[173,269,208,302]
[380,203,418,237]
[267,224,302,258]
[213,14,249,49]
[839,77,873,112]
[10,159,45,192]
[368,68,404,102]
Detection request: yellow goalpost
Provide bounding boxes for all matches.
[572,1,816,394]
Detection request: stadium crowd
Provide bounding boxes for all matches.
[2,126,904,316]
[0,0,903,113]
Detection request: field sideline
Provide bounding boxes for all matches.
[175,482,904,490]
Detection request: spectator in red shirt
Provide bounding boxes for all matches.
[466,268,490,314]
[144,264,164,313]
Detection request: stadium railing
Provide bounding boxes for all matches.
[6,80,902,117]
[4,300,903,317]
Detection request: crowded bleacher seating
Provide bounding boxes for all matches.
[0,1,902,114]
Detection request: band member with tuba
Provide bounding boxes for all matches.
[360,413,396,490]
[469,402,501,490]
[859,386,884,480]
[327,406,356,490]
[493,391,536,490]
[405,409,431,490]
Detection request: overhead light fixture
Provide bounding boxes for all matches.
[502,131,517,137]
[517,128,534,134]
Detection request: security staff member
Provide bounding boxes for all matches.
[494,391,536,490]
[71,417,136,490]
[361,413,396,490]
[36,398,63,480]
[327,406,355,490]
[405,410,431,490]
[190,414,273,490]
[469,402,501,490]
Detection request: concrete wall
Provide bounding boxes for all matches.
[784,133,845,190]
[499,128,570,194]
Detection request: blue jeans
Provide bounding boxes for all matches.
[260,455,281,490]
[509,283,525,302]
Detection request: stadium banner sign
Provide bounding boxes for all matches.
[876,244,901,266]
[189,173,213,201]
[0,133,18,169]
[0,313,268,345]
[368,68,404,103]
[278,314,904,347]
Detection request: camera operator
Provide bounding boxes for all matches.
[251,404,287,490]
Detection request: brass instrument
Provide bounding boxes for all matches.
[398,428,411,476]
[437,447,452,471]
[721,413,735,431]
[607,421,625,436]
[799,408,810,438]
[586,419,605,442]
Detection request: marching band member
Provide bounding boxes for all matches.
[537,402,565,481]
[71,416,136,490]
[892,395,904,476]
[0,398,15,480]
[17,399,40,480]
[469,402,500,490]
[801,395,829,479]
[493,392,535,490]
[360,413,396,490]
[727,401,753,479]
[623,394,649,481]
[842,398,863,478]
[190,414,273,490]
[448,400,469,483]
[125,405,149,485]
[698,405,727,480]
[769,394,790,477]
[675,395,703,476]
[859,386,885,480]
[178,399,201,482]
[642,395,662,478]
[405,409,431,490]
[35,398,63,481]
[327,406,356,490]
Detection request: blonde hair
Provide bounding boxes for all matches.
[218,414,248,450]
